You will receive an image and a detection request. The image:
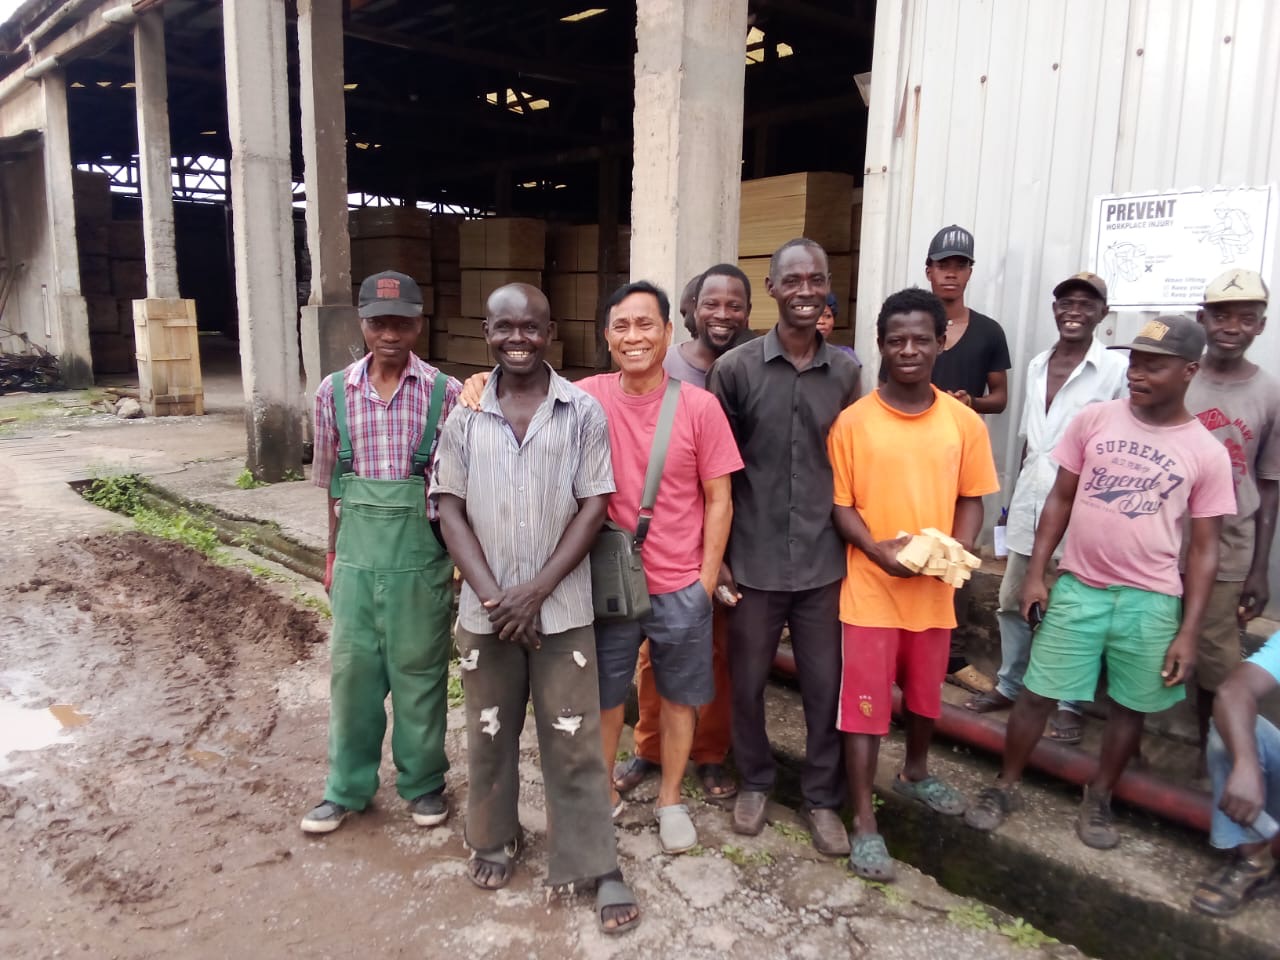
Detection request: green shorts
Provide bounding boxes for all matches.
[1023,572,1185,714]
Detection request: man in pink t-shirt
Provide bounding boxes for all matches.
[585,281,742,855]
[966,315,1236,850]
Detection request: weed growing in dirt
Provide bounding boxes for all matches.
[681,774,705,802]
[83,473,145,515]
[872,792,885,811]
[282,469,305,482]
[721,844,773,868]
[684,844,706,857]
[861,878,906,905]
[134,507,224,558]
[998,917,1057,948]
[947,903,998,933]
[447,671,465,707]
[770,821,811,845]
[235,468,266,490]
[292,590,331,619]
[234,559,288,582]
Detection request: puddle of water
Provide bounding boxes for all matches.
[0,672,89,773]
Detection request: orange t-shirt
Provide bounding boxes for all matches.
[828,387,1000,630]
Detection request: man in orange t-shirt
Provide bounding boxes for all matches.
[827,287,999,882]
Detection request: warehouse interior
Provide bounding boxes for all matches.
[0,0,876,379]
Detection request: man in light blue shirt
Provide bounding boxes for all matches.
[1192,631,1280,917]
[964,272,1126,745]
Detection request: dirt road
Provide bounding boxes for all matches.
[0,531,1071,959]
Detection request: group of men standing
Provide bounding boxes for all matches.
[298,220,1280,929]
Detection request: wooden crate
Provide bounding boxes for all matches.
[79,255,112,295]
[428,331,449,360]
[556,319,597,367]
[460,268,541,317]
[133,298,204,416]
[72,170,113,222]
[86,295,119,333]
[738,172,855,258]
[108,220,145,260]
[77,221,108,257]
[429,214,461,260]
[110,258,147,299]
[447,317,488,338]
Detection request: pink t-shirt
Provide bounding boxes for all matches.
[580,372,743,594]
[1053,399,1236,596]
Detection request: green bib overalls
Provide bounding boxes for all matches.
[323,371,454,809]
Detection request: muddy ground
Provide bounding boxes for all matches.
[0,531,1076,959]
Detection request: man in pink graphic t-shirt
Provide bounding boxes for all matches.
[966,314,1236,850]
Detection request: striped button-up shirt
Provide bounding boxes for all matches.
[431,366,615,635]
[312,353,462,519]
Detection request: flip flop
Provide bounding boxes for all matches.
[612,756,659,794]
[1045,711,1083,745]
[596,877,641,935]
[963,690,1014,714]
[696,762,738,800]
[848,833,895,882]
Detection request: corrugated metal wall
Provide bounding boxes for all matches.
[858,0,1280,604]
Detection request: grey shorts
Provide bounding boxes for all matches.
[595,580,714,710]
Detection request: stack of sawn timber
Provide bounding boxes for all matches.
[737,172,861,346]
[74,170,146,374]
[348,206,434,342]
[452,218,562,368]
[546,224,629,369]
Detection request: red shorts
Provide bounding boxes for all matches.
[837,624,951,735]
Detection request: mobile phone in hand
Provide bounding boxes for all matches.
[1028,602,1044,630]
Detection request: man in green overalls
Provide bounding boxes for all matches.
[302,270,462,834]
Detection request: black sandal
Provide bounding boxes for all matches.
[467,832,522,891]
[1191,854,1276,917]
[696,762,738,800]
[612,756,659,794]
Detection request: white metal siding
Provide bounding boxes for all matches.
[860,0,1280,607]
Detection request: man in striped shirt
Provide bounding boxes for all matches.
[434,284,639,934]
[302,270,462,836]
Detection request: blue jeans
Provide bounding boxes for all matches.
[995,552,1081,713]
[1207,717,1280,849]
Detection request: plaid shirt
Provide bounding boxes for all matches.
[312,353,462,519]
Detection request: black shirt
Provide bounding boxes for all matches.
[931,309,1011,398]
[708,327,861,592]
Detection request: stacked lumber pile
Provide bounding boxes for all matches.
[348,206,434,320]
[427,214,461,361]
[546,224,629,369]
[453,218,562,368]
[896,528,982,587]
[736,173,861,344]
[73,170,144,374]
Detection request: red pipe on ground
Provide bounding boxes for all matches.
[770,647,1212,833]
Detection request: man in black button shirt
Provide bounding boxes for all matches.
[708,238,861,856]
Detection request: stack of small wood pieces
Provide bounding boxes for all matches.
[896,528,982,587]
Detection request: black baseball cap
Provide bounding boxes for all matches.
[928,225,975,262]
[357,270,424,319]
[1108,315,1205,362]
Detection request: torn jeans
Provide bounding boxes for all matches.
[456,623,618,887]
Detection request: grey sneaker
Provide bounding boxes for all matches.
[301,800,350,834]
[409,789,449,827]
[1075,785,1119,849]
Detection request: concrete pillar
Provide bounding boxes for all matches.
[297,0,361,403]
[39,71,92,387]
[133,10,179,299]
[629,0,748,330]
[223,0,303,480]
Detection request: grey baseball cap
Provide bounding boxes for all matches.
[357,270,424,319]
[1108,314,1205,362]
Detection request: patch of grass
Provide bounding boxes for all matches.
[133,506,224,558]
[292,590,331,620]
[615,748,632,762]
[235,468,267,490]
[998,918,1057,948]
[447,671,465,707]
[720,844,773,868]
[860,878,906,905]
[684,844,706,857]
[681,774,705,802]
[83,473,146,515]
[234,558,288,582]
[872,792,885,811]
[282,468,304,482]
[948,903,998,933]
[770,821,811,845]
